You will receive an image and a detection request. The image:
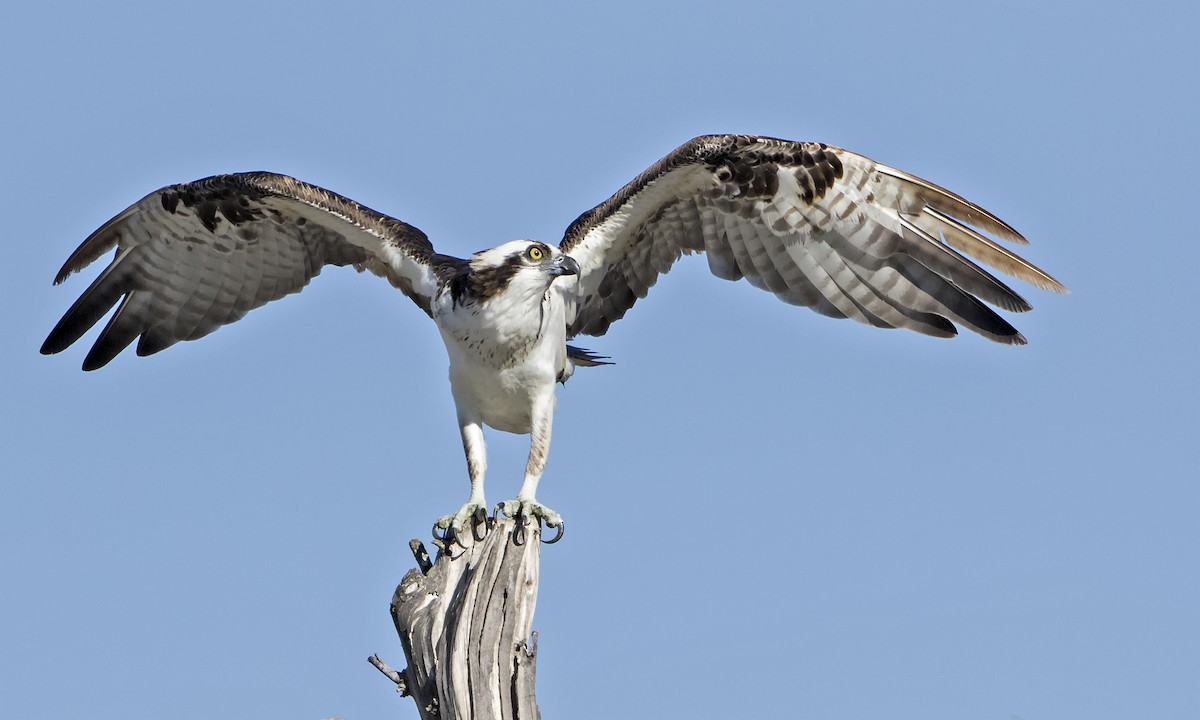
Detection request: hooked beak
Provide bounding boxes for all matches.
[549,254,580,277]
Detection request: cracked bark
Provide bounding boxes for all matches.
[372,517,542,719]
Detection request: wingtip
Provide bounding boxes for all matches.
[80,350,112,372]
[1046,279,1070,295]
[1021,274,1069,296]
[52,258,84,286]
[40,326,73,357]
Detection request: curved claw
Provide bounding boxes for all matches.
[432,522,470,549]
[471,507,490,542]
[541,521,564,544]
[435,501,489,548]
[496,498,563,545]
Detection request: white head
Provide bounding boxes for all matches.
[466,240,580,303]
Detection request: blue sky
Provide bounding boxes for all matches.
[2,1,1197,719]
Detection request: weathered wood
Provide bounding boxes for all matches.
[373,517,543,720]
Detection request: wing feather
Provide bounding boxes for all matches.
[915,206,1066,293]
[561,134,1065,343]
[43,172,460,369]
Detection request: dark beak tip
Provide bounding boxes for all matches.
[563,255,581,275]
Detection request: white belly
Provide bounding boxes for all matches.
[446,352,556,433]
[435,286,568,434]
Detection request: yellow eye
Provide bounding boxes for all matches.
[527,246,544,261]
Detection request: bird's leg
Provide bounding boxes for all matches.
[497,394,563,543]
[434,418,489,541]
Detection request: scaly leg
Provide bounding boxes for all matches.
[497,392,563,540]
[434,416,489,538]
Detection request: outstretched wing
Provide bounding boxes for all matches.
[42,172,463,370]
[560,135,1065,343]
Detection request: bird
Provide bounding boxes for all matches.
[41,134,1066,542]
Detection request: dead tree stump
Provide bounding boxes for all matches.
[371,517,543,719]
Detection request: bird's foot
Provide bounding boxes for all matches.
[433,501,489,546]
[495,498,564,545]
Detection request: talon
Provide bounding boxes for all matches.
[541,521,564,544]
[495,498,563,544]
[432,521,463,549]
[471,507,489,542]
[436,500,488,547]
[455,527,473,549]
[495,500,520,520]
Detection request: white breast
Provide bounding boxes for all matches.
[434,286,569,434]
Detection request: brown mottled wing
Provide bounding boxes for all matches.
[559,135,1065,343]
[42,172,461,370]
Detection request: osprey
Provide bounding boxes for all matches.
[41,134,1065,542]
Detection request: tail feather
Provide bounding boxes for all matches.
[566,344,613,367]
